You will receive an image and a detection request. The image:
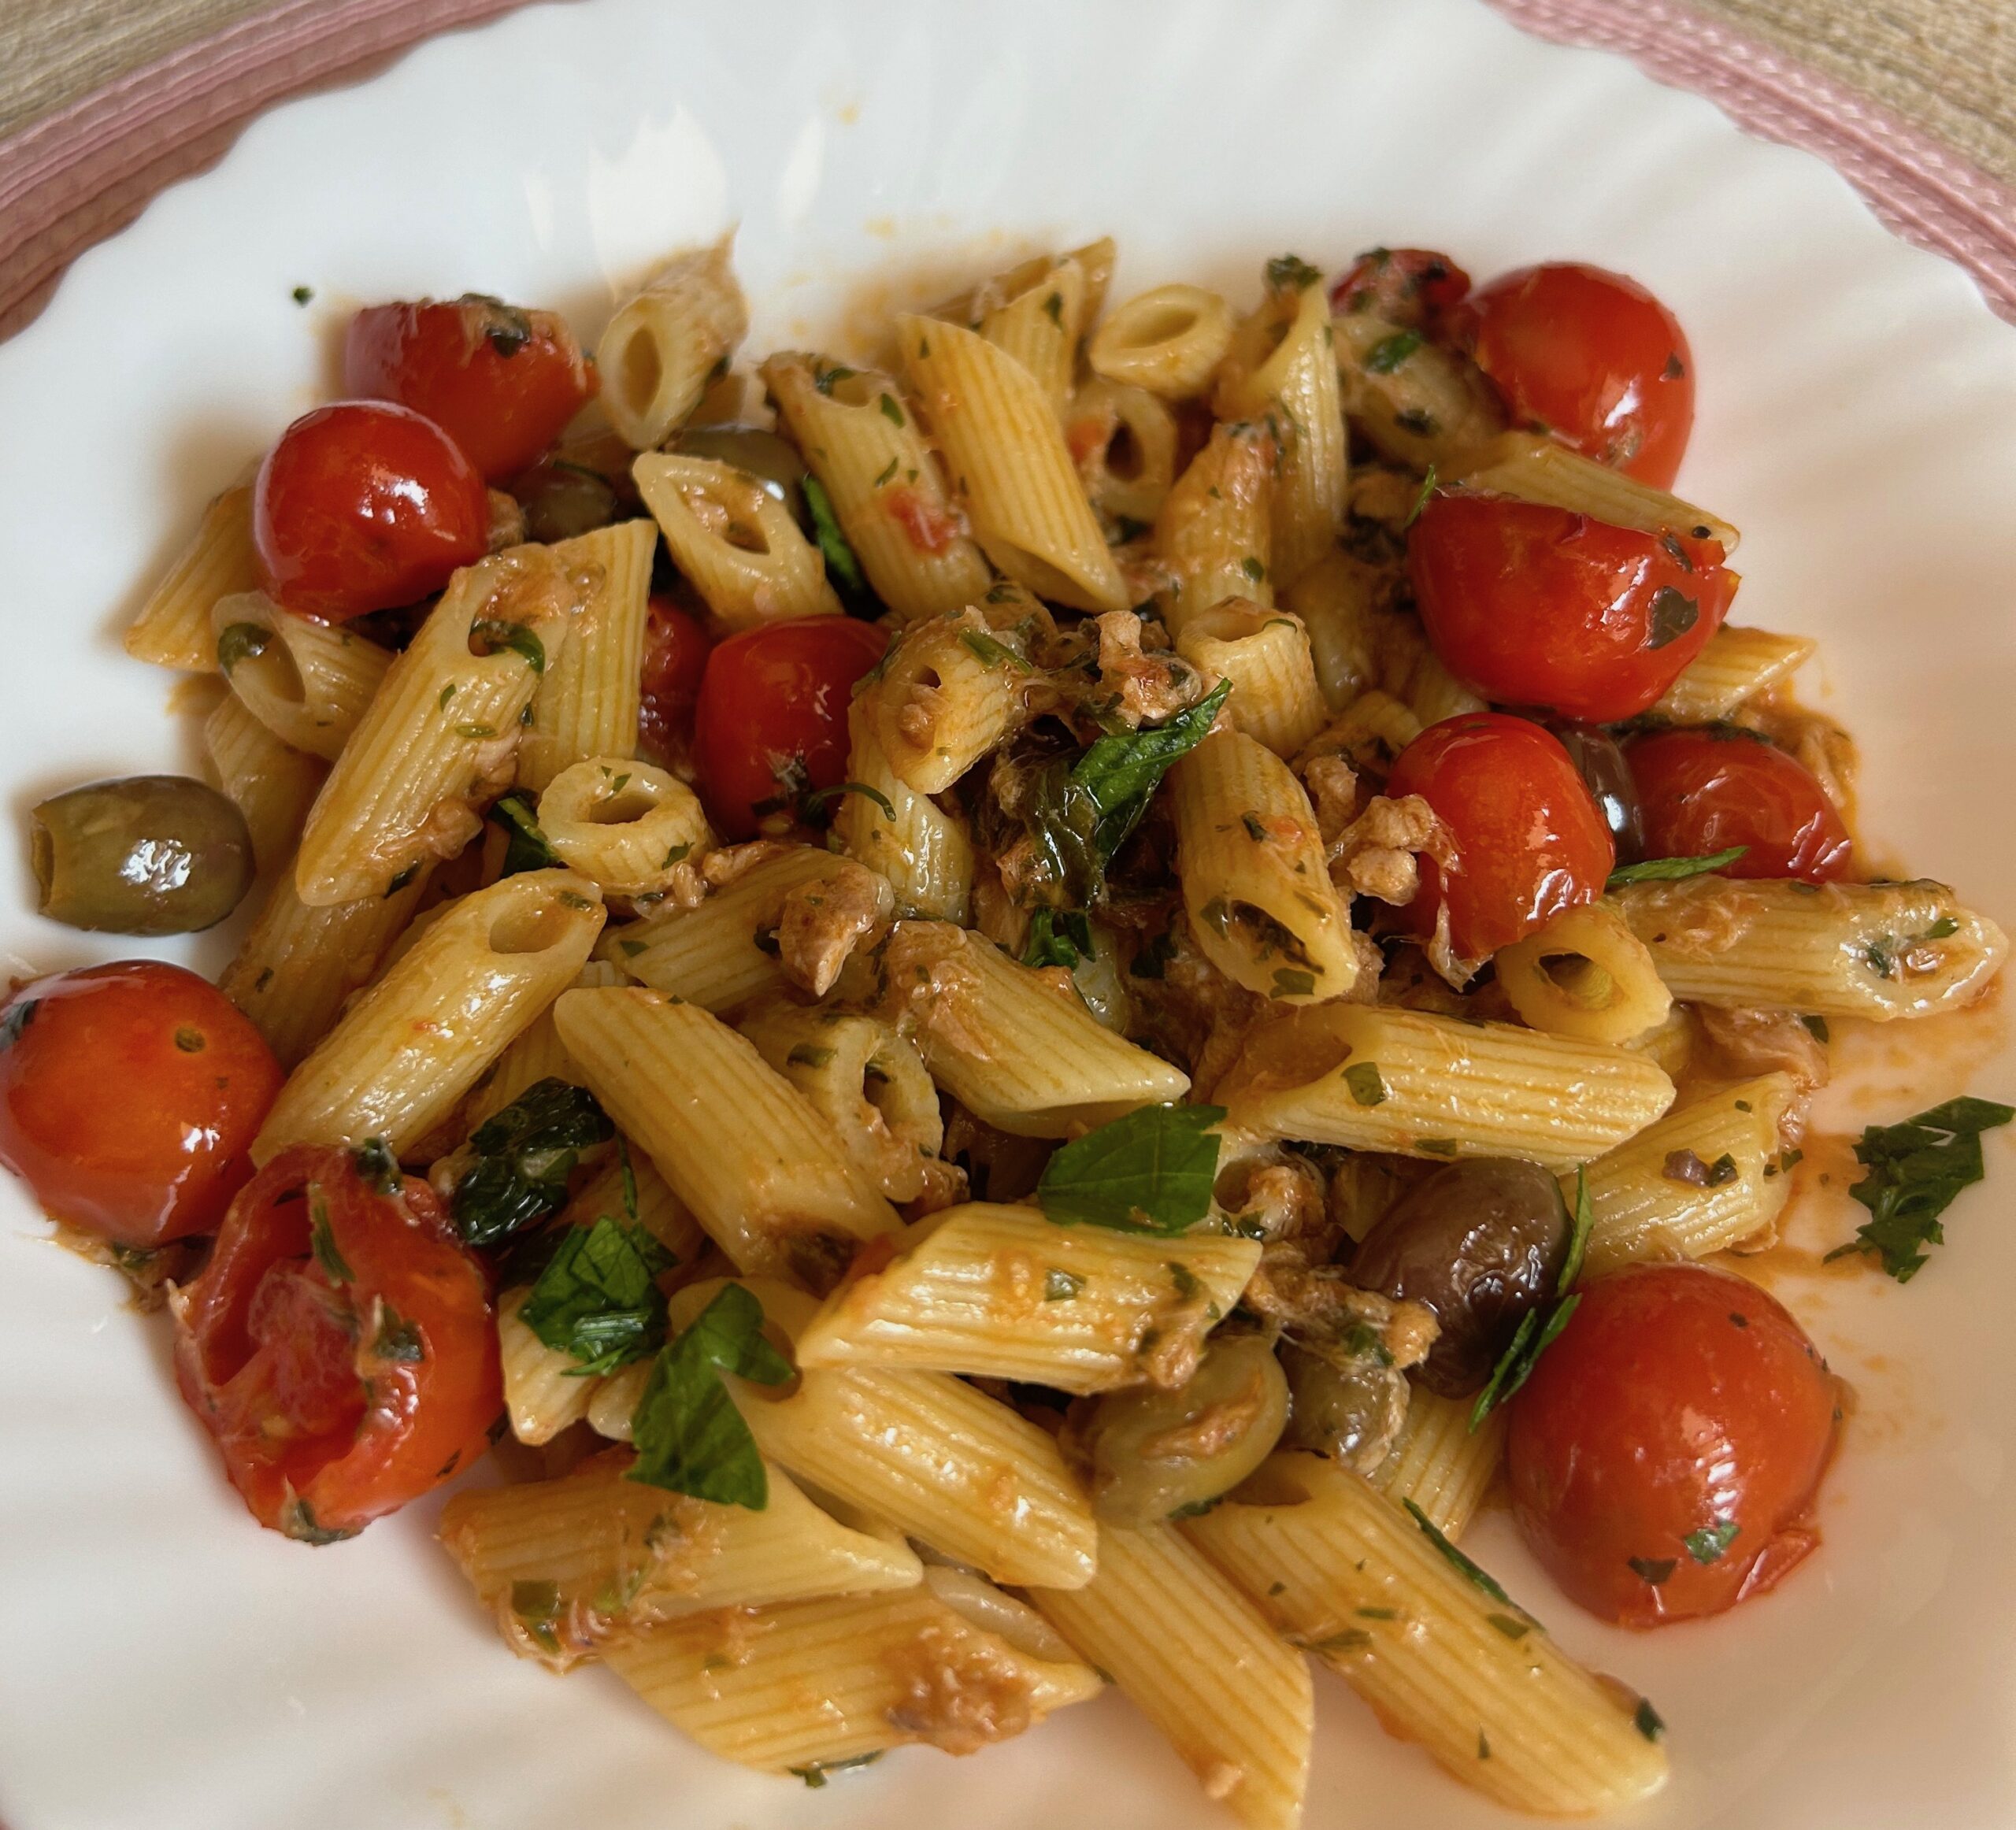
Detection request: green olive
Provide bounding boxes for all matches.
[32,776,254,935]
[673,426,810,532]
[1073,1334,1289,1527]
[1280,1336,1411,1475]
[513,461,620,545]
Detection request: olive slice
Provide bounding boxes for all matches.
[32,776,254,935]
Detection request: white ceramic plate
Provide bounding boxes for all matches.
[3,1,2015,1825]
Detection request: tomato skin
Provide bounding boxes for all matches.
[0,962,282,1249]
[1409,494,1734,722]
[1453,261,1694,487]
[173,1146,500,1540]
[1328,247,1472,330]
[637,595,713,768]
[253,401,491,620]
[692,617,889,840]
[1386,713,1615,959]
[1627,728,1852,883]
[1506,1263,1839,1627]
[344,296,596,482]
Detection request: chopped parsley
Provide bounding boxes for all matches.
[958,628,1033,672]
[1043,1267,1085,1302]
[1628,1555,1677,1585]
[469,618,546,673]
[1606,846,1747,888]
[308,1189,353,1284]
[1684,1521,1740,1565]
[1265,254,1323,291]
[1035,1103,1228,1234]
[1023,906,1095,971]
[800,780,896,822]
[788,1752,884,1787]
[1644,586,1699,650]
[216,621,271,673]
[1404,1499,1516,1609]
[627,1284,793,1508]
[1365,330,1422,375]
[1342,1061,1387,1107]
[1822,1095,2015,1280]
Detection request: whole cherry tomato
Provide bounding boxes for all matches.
[1409,493,1735,722]
[254,400,490,620]
[173,1144,501,1541]
[1454,261,1695,487]
[1327,246,1472,330]
[1626,727,1852,883]
[692,616,889,840]
[1506,1262,1839,1627]
[344,295,597,482]
[637,594,713,769]
[0,962,282,1249]
[1386,713,1614,960]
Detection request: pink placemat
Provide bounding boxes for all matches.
[0,0,2013,345]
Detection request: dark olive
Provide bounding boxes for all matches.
[673,426,810,532]
[1279,1336,1411,1474]
[1547,721,1644,865]
[32,776,254,935]
[1345,1158,1570,1396]
[513,460,620,545]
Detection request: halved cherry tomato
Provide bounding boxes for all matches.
[1506,1262,1839,1627]
[692,616,889,840]
[1626,727,1852,883]
[344,295,597,482]
[254,400,490,620]
[638,594,713,769]
[1385,713,1614,959]
[1409,493,1734,722]
[1453,261,1695,487]
[1327,246,1472,330]
[0,962,282,1249]
[172,1145,501,1541]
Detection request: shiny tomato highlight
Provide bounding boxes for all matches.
[1409,493,1734,723]
[1386,713,1614,960]
[1627,727,1853,883]
[253,400,491,620]
[0,961,281,1249]
[1456,261,1695,487]
[173,1146,501,1541]
[1506,1263,1840,1627]
[344,295,597,482]
[692,616,888,840]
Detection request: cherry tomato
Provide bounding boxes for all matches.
[1386,713,1614,959]
[173,1145,501,1541]
[1454,262,1694,487]
[1506,1263,1839,1627]
[0,962,282,1250]
[254,400,490,620]
[638,595,713,769]
[1409,493,1735,722]
[1327,246,1472,330]
[344,295,597,482]
[1626,727,1852,882]
[692,617,889,840]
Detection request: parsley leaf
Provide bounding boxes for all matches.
[1684,1520,1740,1565]
[1024,907,1094,971]
[803,474,869,602]
[1606,846,1747,888]
[451,1078,613,1248]
[521,1216,677,1376]
[958,628,1033,672]
[1036,1103,1228,1234]
[1822,1095,2015,1280]
[1265,254,1322,291]
[1404,1499,1517,1608]
[469,618,547,674]
[1470,1169,1588,1428]
[1342,1061,1386,1106]
[1366,330,1422,374]
[1645,586,1699,650]
[628,1284,793,1508]
[800,780,896,822]
[308,1187,353,1284]
[491,793,559,876]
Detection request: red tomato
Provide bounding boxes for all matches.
[1506,1263,1839,1627]
[0,962,282,1250]
[254,401,490,620]
[1386,713,1614,959]
[1409,493,1735,722]
[1455,261,1695,487]
[344,295,597,482]
[173,1145,500,1541]
[1626,728,1852,883]
[638,595,713,767]
[692,617,889,839]
[1327,246,1472,330]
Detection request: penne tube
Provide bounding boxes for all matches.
[931,237,1116,332]
[1217,1002,1676,1171]
[1175,602,1328,759]
[536,758,712,898]
[1455,430,1739,554]
[1495,902,1673,1046]
[293,544,594,905]
[979,255,1085,414]
[202,693,327,873]
[559,1143,710,1265]
[897,313,1127,612]
[1029,1521,1314,1830]
[124,483,260,671]
[1279,550,1480,724]
[1186,1452,1668,1815]
[1088,283,1236,400]
[836,696,973,921]
[1614,876,2007,1018]
[1299,688,1423,774]
[1154,420,1275,637]
[1332,310,1505,475]
[1372,1387,1506,1543]
[868,609,1024,793]
[1653,624,1818,721]
[1064,377,1178,531]
[596,235,749,448]
[633,453,841,629]
[211,591,392,760]
[793,1202,1262,1394]
[460,958,624,1134]
[252,869,604,1161]
[496,1284,600,1445]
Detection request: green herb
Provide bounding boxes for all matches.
[1355,1606,1399,1621]
[511,1580,562,1654]
[1265,254,1322,291]
[456,723,498,740]
[1306,1628,1373,1654]
[617,1135,639,1222]
[1404,1500,1515,1608]
[619,939,647,958]
[627,1284,793,1508]
[1042,291,1064,326]
[1394,407,1437,435]
[788,1043,836,1069]
[216,621,271,673]
[1684,1521,1740,1565]
[384,863,420,897]
[873,455,899,487]
[802,474,868,598]
[812,363,857,395]
[1486,1612,1529,1641]
[1606,846,1747,888]
[1130,928,1178,980]
[800,780,896,822]
[1240,555,1266,583]
[1470,1169,1588,1428]
[521,1216,676,1375]
[1922,914,1959,940]
[1366,330,1422,374]
[788,1752,884,1787]
[470,618,546,673]
[1024,906,1094,971]
[1342,1062,1387,1106]
[1271,967,1317,998]
[877,391,906,428]
[372,1303,427,1363]
[1863,936,1899,979]
[1629,1555,1677,1585]
[1662,1147,1738,1187]
[451,1078,614,1248]
[1635,1698,1666,1742]
[1478,1732,1491,1760]
[958,628,1033,672]
[1821,1095,2016,1280]
[279,1497,357,1545]
[1417,1137,1458,1156]
[173,1026,206,1053]
[291,285,313,306]
[353,1137,401,1195]
[491,793,559,876]
[1167,1495,1224,1521]
[1108,513,1151,546]
[1644,586,1699,650]
[1403,464,1438,529]
[1043,1267,1084,1302]
[662,842,691,867]
[1035,1103,1228,1234]
[308,1191,353,1284]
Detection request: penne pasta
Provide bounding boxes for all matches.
[211,591,392,760]
[632,453,841,629]
[1332,310,1505,475]
[460,958,624,1134]
[1154,420,1275,637]
[124,483,260,672]
[1174,602,1328,759]
[1372,1387,1506,1543]
[596,235,749,448]
[1456,430,1740,554]
[868,608,1025,794]
[979,254,1085,415]
[202,693,327,873]
[1064,376,1178,531]
[536,757,711,898]
[1653,624,1818,721]
[1495,902,1673,1046]
[496,1284,601,1445]
[1088,283,1236,399]
[836,696,973,921]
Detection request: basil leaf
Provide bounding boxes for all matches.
[1823,1095,2015,1280]
[491,793,559,876]
[803,474,869,602]
[470,618,546,673]
[451,1077,613,1248]
[521,1216,677,1376]
[1036,1103,1227,1234]
[627,1284,793,1508]
[1023,907,1093,971]
[799,780,896,822]
[1606,846,1747,888]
